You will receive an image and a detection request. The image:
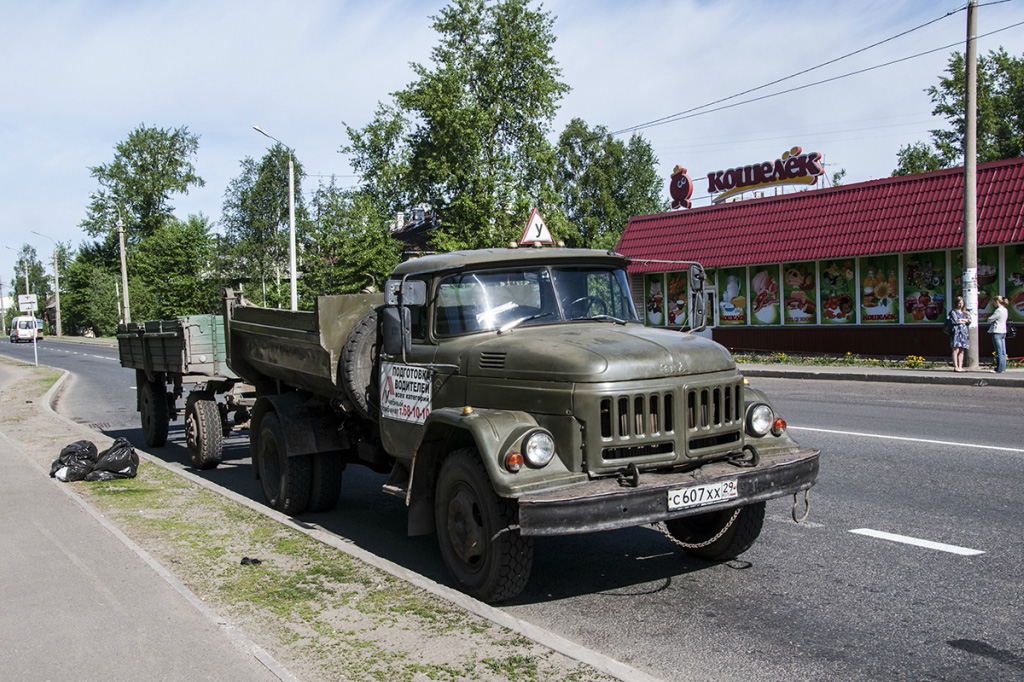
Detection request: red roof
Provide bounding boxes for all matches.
[618,157,1024,273]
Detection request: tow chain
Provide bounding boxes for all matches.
[792,489,811,523]
[664,507,742,549]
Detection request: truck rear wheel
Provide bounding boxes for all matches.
[185,392,223,470]
[256,412,311,515]
[139,379,169,448]
[307,453,344,512]
[664,501,766,561]
[340,310,380,421]
[434,447,533,603]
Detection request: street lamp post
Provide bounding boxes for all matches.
[30,230,62,337]
[253,125,298,311]
[91,194,131,323]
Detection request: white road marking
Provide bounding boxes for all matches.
[788,426,1024,454]
[849,528,985,556]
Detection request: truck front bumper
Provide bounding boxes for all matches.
[516,448,819,536]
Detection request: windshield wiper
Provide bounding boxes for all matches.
[582,314,628,325]
[498,311,555,333]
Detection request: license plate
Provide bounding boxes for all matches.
[667,480,738,510]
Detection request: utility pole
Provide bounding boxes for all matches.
[1,280,6,334]
[964,0,979,369]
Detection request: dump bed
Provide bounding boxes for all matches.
[224,293,383,397]
[117,314,236,380]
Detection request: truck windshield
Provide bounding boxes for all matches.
[435,266,637,336]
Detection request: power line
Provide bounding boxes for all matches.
[612,19,1024,137]
[608,5,968,138]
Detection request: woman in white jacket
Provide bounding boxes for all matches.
[988,296,1009,373]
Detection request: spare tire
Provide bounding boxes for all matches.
[340,309,381,421]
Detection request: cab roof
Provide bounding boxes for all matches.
[390,247,629,279]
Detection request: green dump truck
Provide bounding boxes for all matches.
[222,246,819,602]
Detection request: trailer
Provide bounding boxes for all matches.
[116,314,254,469]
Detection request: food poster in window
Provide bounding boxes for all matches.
[1006,244,1024,322]
[859,255,898,323]
[665,272,688,327]
[718,267,747,325]
[644,273,665,325]
[902,251,946,324]
[782,262,816,324]
[819,259,856,324]
[953,247,1000,321]
[750,265,781,325]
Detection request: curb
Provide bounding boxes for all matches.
[739,367,1024,388]
[39,367,664,682]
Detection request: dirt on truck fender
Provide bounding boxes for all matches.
[221,247,820,602]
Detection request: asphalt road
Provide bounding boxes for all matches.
[5,339,1023,681]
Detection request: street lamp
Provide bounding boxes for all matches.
[253,125,298,311]
[91,193,131,323]
[31,230,62,337]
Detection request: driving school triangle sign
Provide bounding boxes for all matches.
[520,208,554,245]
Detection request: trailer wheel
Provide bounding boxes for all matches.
[185,392,223,470]
[256,412,311,515]
[139,379,169,447]
[435,447,533,602]
[307,452,345,512]
[340,309,380,421]
[664,501,766,561]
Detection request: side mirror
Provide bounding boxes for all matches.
[385,279,427,306]
[382,306,412,356]
[688,265,707,332]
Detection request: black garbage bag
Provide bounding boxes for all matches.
[85,438,139,481]
[50,440,98,482]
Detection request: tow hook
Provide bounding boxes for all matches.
[727,444,760,468]
[617,462,640,488]
[792,489,811,523]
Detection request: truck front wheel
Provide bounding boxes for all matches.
[664,501,765,561]
[434,448,533,603]
[185,392,223,470]
[256,412,311,515]
[139,379,169,448]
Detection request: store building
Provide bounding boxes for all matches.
[617,156,1024,358]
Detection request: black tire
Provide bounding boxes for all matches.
[434,447,533,602]
[664,501,766,561]
[139,379,169,447]
[307,452,345,512]
[340,310,381,421]
[185,392,223,470]
[256,412,311,515]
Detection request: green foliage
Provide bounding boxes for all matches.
[61,257,119,336]
[132,215,220,317]
[555,118,665,249]
[82,124,204,241]
[894,48,1024,175]
[222,145,308,307]
[347,0,571,252]
[6,244,49,301]
[299,183,401,304]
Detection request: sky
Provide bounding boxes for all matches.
[3,0,1024,290]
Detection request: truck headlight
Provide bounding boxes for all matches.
[745,403,774,438]
[522,430,556,467]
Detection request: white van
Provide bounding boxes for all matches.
[9,316,39,343]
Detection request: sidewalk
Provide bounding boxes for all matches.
[0,365,293,682]
[738,362,1024,387]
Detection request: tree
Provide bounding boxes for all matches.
[299,182,402,302]
[555,118,665,249]
[81,124,204,242]
[221,145,307,307]
[348,0,570,251]
[892,142,944,176]
[61,244,120,336]
[894,48,1024,175]
[7,244,49,300]
[132,215,220,317]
